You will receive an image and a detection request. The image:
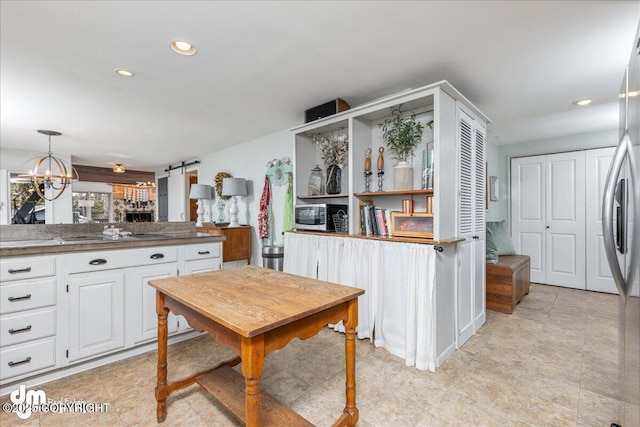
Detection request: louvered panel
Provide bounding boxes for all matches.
[474,127,486,232]
[459,116,473,235]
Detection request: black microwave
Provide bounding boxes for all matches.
[294,204,347,231]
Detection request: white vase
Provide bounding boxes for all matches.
[394,161,413,191]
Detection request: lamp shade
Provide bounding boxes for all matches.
[189,184,213,200]
[222,178,247,197]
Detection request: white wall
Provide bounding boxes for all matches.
[196,129,292,265]
[491,128,618,223]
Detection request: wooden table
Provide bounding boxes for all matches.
[149,265,364,426]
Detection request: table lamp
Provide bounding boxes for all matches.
[222,178,247,227]
[189,184,213,227]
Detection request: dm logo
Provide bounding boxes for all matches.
[10,385,46,420]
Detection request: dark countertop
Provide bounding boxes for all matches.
[0,233,225,257]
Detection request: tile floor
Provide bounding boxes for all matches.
[0,283,624,426]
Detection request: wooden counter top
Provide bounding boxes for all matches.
[289,230,464,246]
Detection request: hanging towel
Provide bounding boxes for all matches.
[283,175,294,236]
[258,175,271,239]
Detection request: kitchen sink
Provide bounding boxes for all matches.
[54,236,109,244]
[0,239,63,248]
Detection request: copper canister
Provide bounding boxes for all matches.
[402,199,414,213]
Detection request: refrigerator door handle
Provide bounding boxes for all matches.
[603,131,630,297]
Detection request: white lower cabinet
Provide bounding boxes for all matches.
[0,240,221,387]
[456,237,485,347]
[182,242,221,274]
[126,263,179,347]
[0,338,56,381]
[1,256,58,382]
[176,242,222,331]
[67,271,125,363]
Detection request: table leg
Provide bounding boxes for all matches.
[241,335,265,427]
[343,299,359,426]
[155,293,169,423]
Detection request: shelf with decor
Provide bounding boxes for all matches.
[353,189,433,197]
[297,194,349,200]
[293,82,490,241]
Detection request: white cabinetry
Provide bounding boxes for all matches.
[62,242,220,364]
[181,242,221,274]
[0,256,58,381]
[0,239,222,390]
[456,106,486,346]
[67,271,124,362]
[126,263,179,347]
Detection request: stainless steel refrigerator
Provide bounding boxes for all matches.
[603,21,639,427]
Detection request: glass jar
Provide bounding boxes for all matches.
[326,164,342,194]
[308,165,324,196]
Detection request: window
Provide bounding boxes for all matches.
[9,173,44,224]
[73,192,111,223]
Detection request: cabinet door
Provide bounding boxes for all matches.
[67,271,124,363]
[456,108,486,343]
[473,124,486,329]
[178,258,220,332]
[457,239,474,346]
[126,263,179,347]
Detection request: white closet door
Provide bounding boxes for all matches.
[545,151,586,289]
[511,156,546,283]
[586,147,622,293]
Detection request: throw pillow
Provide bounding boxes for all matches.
[486,220,516,256]
[485,228,499,264]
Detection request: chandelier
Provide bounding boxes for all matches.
[19,130,78,201]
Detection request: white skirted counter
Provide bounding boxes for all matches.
[284,232,461,371]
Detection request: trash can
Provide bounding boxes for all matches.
[262,245,284,271]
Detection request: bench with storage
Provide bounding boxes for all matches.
[486,255,530,314]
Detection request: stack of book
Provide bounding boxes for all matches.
[360,205,393,236]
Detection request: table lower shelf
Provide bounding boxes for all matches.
[197,365,314,426]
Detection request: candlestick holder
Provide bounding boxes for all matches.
[377,169,384,192]
[364,170,372,192]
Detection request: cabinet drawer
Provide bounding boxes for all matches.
[0,307,56,348]
[0,338,56,381]
[1,256,56,282]
[184,243,220,261]
[0,278,56,315]
[67,246,178,274]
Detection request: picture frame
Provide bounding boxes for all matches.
[390,212,434,238]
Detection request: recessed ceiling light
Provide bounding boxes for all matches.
[115,68,134,77]
[170,40,196,56]
[572,98,594,106]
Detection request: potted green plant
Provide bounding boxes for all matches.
[379,105,425,190]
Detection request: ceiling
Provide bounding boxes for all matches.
[1,1,638,171]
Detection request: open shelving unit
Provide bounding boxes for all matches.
[291,80,488,243]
